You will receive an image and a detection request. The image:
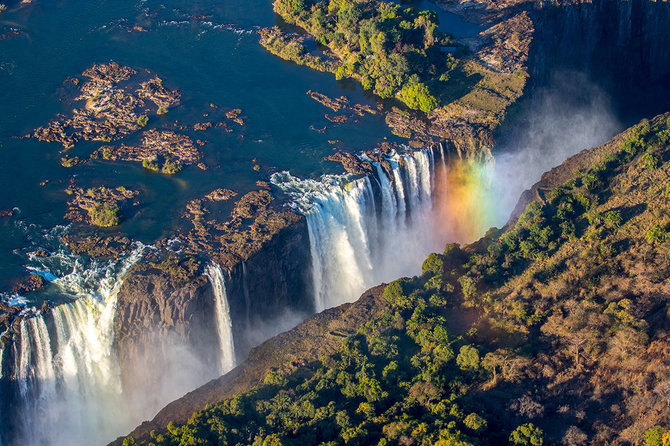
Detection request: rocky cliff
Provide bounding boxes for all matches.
[529,0,670,112]
[113,284,386,445]
[113,258,219,395]
[112,211,314,395]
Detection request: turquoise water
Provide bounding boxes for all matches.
[0,0,412,293]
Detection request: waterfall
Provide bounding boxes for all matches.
[5,245,145,446]
[205,263,236,374]
[272,146,442,311]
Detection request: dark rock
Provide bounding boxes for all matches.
[11,273,46,294]
[33,248,49,257]
[325,151,375,176]
[116,285,386,444]
[113,260,218,395]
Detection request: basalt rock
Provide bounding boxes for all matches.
[64,184,140,227]
[61,232,134,258]
[33,62,180,149]
[113,256,219,396]
[11,273,46,294]
[115,285,386,444]
[325,151,375,176]
[91,129,201,172]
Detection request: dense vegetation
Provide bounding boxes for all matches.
[89,202,122,227]
[124,114,670,445]
[263,0,457,112]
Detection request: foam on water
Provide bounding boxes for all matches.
[272,147,441,311]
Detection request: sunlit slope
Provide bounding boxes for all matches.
[121,113,670,446]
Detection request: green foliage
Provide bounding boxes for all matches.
[456,345,480,371]
[88,203,122,227]
[640,152,661,170]
[161,157,183,175]
[142,158,160,171]
[422,253,444,276]
[645,224,667,244]
[137,115,149,127]
[463,413,487,433]
[604,210,622,229]
[268,0,452,111]
[509,423,544,446]
[122,437,137,446]
[264,370,289,386]
[645,426,666,446]
[397,83,439,112]
[382,279,410,308]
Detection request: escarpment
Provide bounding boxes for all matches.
[114,284,387,445]
[118,112,670,446]
[113,258,219,395]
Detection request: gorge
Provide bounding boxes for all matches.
[0,0,670,445]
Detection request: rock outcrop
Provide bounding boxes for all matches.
[113,257,219,395]
[114,284,386,445]
[33,62,180,149]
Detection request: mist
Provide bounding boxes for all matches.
[484,71,621,229]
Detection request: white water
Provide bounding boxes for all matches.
[272,147,440,311]
[204,263,236,374]
[8,245,145,446]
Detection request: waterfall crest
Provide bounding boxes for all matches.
[272,147,440,311]
[205,263,236,374]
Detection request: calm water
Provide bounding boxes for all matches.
[0,0,407,294]
[0,0,483,296]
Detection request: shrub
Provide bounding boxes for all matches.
[89,203,122,227]
[604,210,622,229]
[157,106,168,115]
[645,224,667,244]
[644,426,665,446]
[509,423,544,445]
[397,83,438,113]
[161,158,183,175]
[137,115,149,127]
[640,152,661,170]
[142,158,160,171]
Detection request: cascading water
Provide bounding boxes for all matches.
[204,263,236,374]
[4,245,146,446]
[272,147,441,311]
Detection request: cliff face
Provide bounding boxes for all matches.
[530,0,670,108]
[225,216,314,355]
[115,284,386,444]
[113,265,219,395]
[112,215,314,395]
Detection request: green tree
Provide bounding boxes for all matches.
[509,423,544,446]
[422,253,444,276]
[463,413,487,433]
[456,345,480,371]
[397,83,438,112]
[645,426,666,446]
[88,203,122,227]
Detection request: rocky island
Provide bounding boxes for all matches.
[1,0,670,445]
